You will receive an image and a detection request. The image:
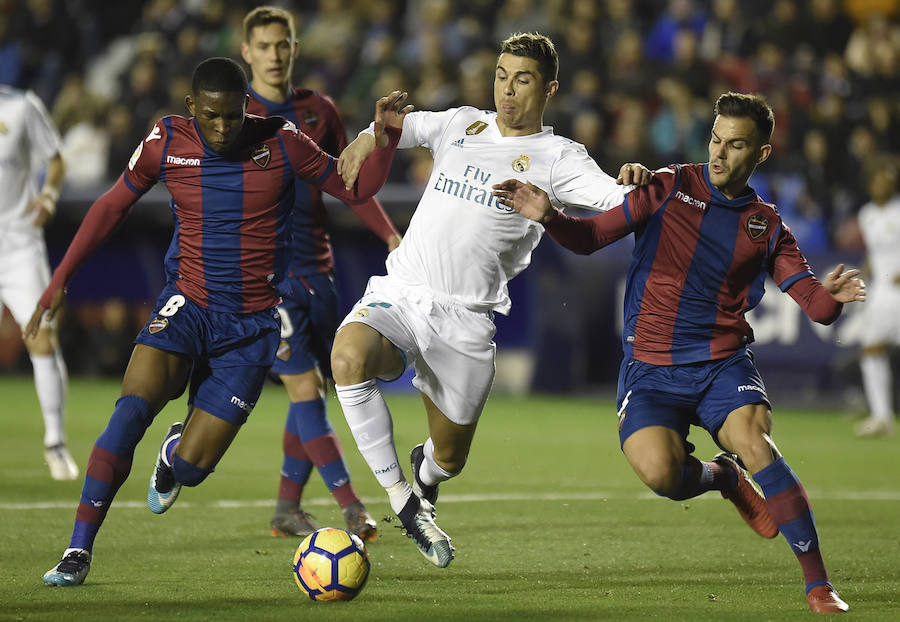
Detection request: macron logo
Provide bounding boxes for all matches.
[737,384,764,393]
[674,190,707,211]
[230,395,254,414]
[793,540,813,553]
[166,155,201,166]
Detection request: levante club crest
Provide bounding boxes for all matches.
[747,214,769,239]
[252,144,271,168]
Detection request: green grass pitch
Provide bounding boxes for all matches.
[0,375,897,621]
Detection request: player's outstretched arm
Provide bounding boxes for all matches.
[337,91,413,190]
[823,263,866,303]
[493,178,633,255]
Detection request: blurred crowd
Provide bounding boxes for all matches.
[2,0,898,252]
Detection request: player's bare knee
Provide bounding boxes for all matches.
[331,347,368,385]
[631,456,680,495]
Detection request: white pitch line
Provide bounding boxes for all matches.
[2,489,899,511]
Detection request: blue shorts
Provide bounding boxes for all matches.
[615,348,770,451]
[270,271,339,377]
[135,283,280,425]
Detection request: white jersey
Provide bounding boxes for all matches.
[858,195,900,287]
[366,107,630,314]
[0,86,61,232]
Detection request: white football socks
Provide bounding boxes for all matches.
[418,437,455,486]
[861,353,894,421]
[30,351,68,447]
[336,379,410,513]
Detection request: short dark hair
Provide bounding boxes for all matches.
[499,32,558,84]
[192,57,248,95]
[243,6,295,43]
[714,92,775,143]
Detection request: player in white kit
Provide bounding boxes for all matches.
[0,85,76,479]
[331,33,651,567]
[856,161,900,437]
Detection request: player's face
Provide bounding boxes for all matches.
[186,90,248,152]
[493,53,558,136]
[241,22,296,90]
[707,115,771,199]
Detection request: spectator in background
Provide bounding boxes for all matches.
[649,76,707,164]
[643,0,707,62]
[0,84,76,480]
[855,160,900,437]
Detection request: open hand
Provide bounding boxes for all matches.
[26,194,55,227]
[373,90,413,148]
[824,263,866,303]
[24,288,65,340]
[616,163,653,186]
[492,179,554,223]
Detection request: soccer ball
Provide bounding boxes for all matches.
[292,527,370,601]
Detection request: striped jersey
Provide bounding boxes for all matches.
[124,114,344,313]
[247,86,348,274]
[621,163,814,364]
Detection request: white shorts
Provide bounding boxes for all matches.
[338,275,497,426]
[0,228,53,328]
[860,283,900,346]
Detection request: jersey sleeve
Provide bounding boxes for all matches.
[618,168,678,228]
[548,143,630,212]
[283,122,401,202]
[39,174,142,308]
[768,221,814,291]
[359,108,458,151]
[122,121,165,194]
[24,90,61,161]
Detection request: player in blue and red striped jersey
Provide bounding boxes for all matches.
[494,92,865,614]
[27,57,409,587]
[240,6,401,542]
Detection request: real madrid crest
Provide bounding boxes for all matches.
[465,121,488,135]
[512,154,531,173]
[251,144,271,168]
[747,214,768,240]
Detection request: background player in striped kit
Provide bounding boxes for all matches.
[854,161,900,437]
[0,85,75,481]
[241,6,401,542]
[495,92,865,614]
[29,57,408,587]
[331,32,652,568]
